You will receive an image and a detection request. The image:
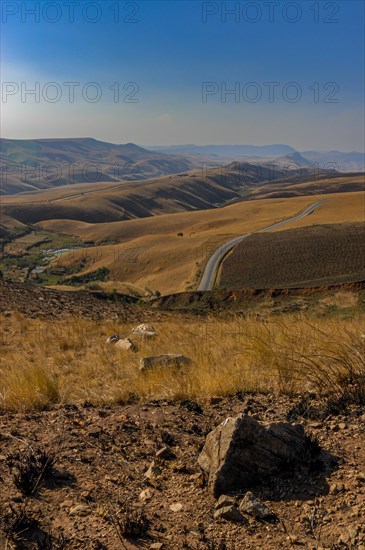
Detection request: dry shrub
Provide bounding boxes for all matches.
[113,500,149,539]
[7,448,56,496]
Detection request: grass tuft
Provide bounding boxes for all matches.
[0,312,363,411]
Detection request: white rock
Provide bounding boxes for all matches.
[169,502,183,512]
[132,324,157,338]
[114,338,137,352]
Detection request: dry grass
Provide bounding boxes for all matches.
[0,312,364,411]
[38,191,365,294]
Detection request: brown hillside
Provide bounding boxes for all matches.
[38,192,364,295]
[1,170,359,226]
[219,223,365,290]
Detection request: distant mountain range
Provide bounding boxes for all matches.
[0,138,199,194]
[145,144,365,173]
[0,138,363,195]
[145,143,296,158]
[300,150,365,173]
[264,151,315,168]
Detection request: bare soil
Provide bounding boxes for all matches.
[1,394,364,549]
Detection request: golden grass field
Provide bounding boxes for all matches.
[1,171,363,228]
[40,191,365,294]
[1,311,363,411]
[250,173,365,200]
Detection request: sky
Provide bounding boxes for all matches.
[1,0,364,151]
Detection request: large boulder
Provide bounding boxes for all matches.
[198,414,307,497]
[140,354,191,372]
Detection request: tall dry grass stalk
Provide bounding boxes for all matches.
[0,312,364,411]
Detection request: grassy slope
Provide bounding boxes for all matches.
[249,173,364,200]
[37,191,364,295]
[1,310,363,410]
[1,171,361,225]
[0,138,199,194]
[219,222,365,289]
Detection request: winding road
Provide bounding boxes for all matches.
[197,199,327,291]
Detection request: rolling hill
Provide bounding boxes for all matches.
[0,138,201,194]
[266,151,314,167]
[0,163,346,226]
[146,144,365,172]
[219,222,365,290]
[32,191,365,295]
[145,143,296,158]
[301,150,365,173]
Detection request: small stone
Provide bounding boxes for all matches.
[69,504,91,516]
[308,422,321,429]
[150,544,163,550]
[214,505,247,523]
[140,489,153,502]
[132,324,157,339]
[209,396,224,405]
[239,491,276,520]
[104,475,118,483]
[356,472,365,482]
[330,482,345,495]
[156,446,174,460]
[115,338,137,352]
[106,334,120,344]
[169,502,183,512]
[140,354,191,372]
[215,495,236,509]
[144,461,161,480]
[338,422,346,430]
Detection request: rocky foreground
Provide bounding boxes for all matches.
[1,394,364,549]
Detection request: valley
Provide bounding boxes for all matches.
[2,3,364,548]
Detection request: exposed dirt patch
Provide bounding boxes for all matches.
[0,281,156,322]
[0,395,364,549]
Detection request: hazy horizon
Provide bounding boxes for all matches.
[1,1,364,151]
[1,136,364,155]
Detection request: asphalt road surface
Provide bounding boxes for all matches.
[197,199,327,291]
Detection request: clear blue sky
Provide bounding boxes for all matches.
[1,0,364,150]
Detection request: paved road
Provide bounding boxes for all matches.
[197,199,327,291]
